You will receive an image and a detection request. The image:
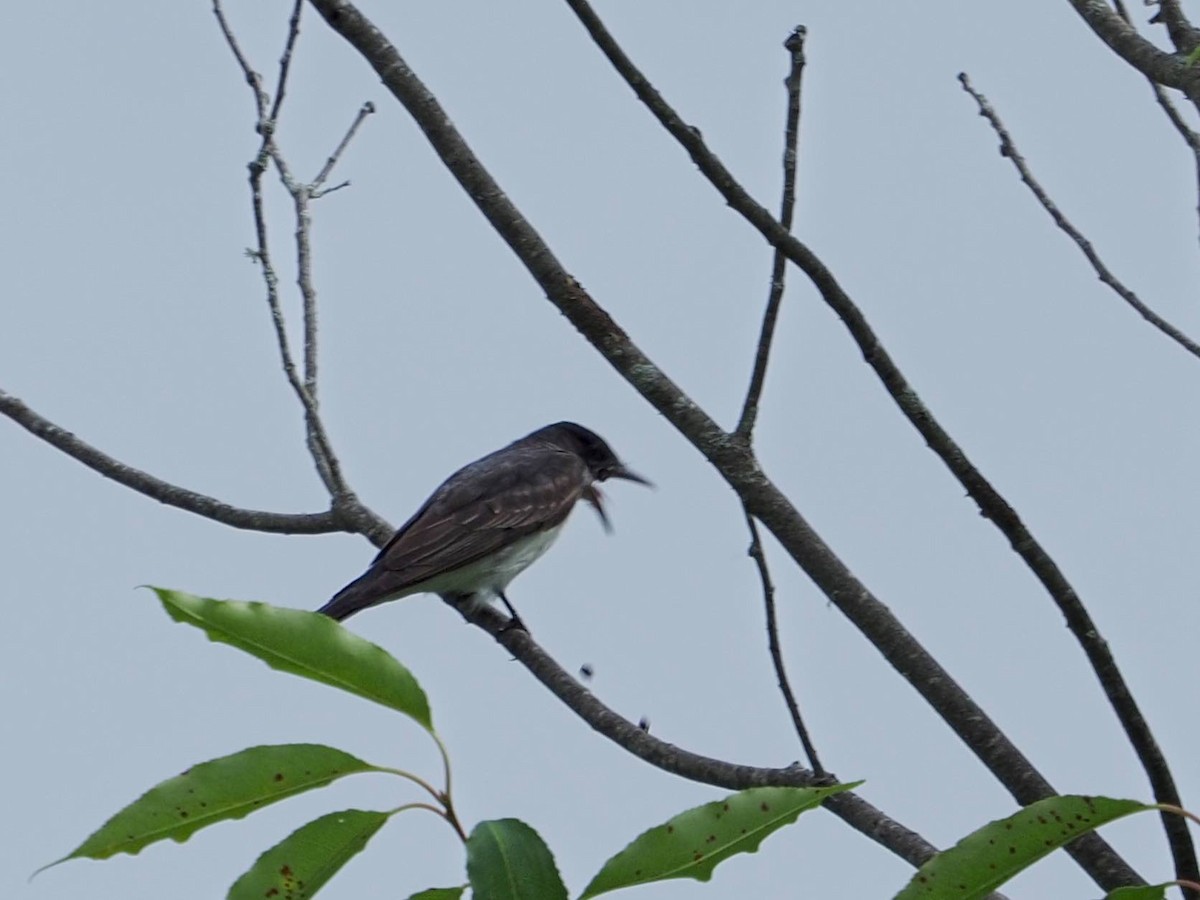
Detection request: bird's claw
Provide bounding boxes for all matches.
[500,613,528,634]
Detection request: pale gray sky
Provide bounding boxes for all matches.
[4,2,1199,898]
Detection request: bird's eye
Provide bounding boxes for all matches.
[597,467,611,481]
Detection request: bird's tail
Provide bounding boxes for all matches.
[317,572,379,622]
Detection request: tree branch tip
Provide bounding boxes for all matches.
[312,179,352,199]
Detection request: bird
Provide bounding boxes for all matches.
[318,421,650,628]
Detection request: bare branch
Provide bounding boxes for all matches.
[268,0,306,127]
[1114,0,1200,245]
[552,6,1190,889]
[1064,0,1200,99]
[961,63,1200,900]
[736,26,806,440]
[211,0,268,119]
[1146,83,1200,243]
[247,140,347,496]
[312,101,376,192]
[959,73,1200,360]
[261,0,323,407]
[247,144,389,543]
[737,27,824,777]
[744,511,824,775]
[306,0,1140,889]
[0,389,341,535]
[0,4,389,551]
[1147,0,1200,56]
[452,598,972,881]
[296,190,320,402]
[214,1,356,504]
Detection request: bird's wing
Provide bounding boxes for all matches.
[371,443,586,587]
[319,441,589,621]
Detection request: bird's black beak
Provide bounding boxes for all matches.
[608,465,653,488]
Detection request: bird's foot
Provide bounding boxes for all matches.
[496,591,528,633]
[499,612,528,634]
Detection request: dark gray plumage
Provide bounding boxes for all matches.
[318,422,649,625]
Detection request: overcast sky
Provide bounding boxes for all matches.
[4,2,1200,898]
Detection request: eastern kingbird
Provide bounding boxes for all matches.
[318,422,649,627]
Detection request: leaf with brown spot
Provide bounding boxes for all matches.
[578,783,858,899]
[893,795,1154,899]
[40,744,378,870]
[228,809,388,900]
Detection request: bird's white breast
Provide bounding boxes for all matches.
[420,522,565,602]
[485,524,565,587]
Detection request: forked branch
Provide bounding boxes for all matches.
[305,0,1141,889]
[958,73,1200,360]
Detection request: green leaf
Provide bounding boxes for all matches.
[407,889,467,900]
[49,744,377,867]
[467,819,567,900]
[893,795,1153,899]
[579,782,858,898]
[151,588,432,729]
[1107,886,1170,899]
[228,808,388,900]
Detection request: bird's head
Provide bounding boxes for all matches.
[536,422,651,533]
[542,421,652,486]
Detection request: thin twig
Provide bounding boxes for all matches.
[311,180,351,199]
[0,4,388,546]
[211,0,269,119]
[268,0,306,127]
[1114,0,1200,246]
[737,26,822,773]
[565,0,1184,889]
[961,67,1200,900]
[744,511,824,775]
[558,0,1152,890]
[959,73,1200,360]
[289,101,377,422]
[313,101,376,192]
[213,0,352,501]
[1148,83,1200,245]
[297,187,320,402]
[736,26,806,439]
[307,0,1138,889]
[0,389,340,534]
[247,141,343,495]
[268,1,321,404]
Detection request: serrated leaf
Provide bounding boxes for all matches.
[407,888,467,900]
[48,744,377,867]
[579,782,858,898]
[467,818,567,900]
[227,808,388,900]
[894,795,1153,899]
[151,588,432,729]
